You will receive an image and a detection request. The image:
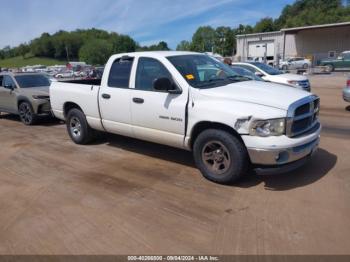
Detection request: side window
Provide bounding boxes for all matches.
[3,75,16,87]
[344,53,350,60]
[108,58,134,88]
[135,57,171,91]
[240,65,257,73]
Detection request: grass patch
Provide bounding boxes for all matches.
[0,56,66,68]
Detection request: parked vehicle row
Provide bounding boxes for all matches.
[49,51,321,184]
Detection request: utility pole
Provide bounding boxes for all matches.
[65,45,69,63]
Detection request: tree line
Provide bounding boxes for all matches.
[176,0,350,56]
[0,28,170,65]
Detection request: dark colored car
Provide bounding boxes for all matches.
[320,51,350,72]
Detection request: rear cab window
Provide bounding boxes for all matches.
[108,57,134,88]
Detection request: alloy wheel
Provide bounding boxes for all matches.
[70,117,82,138]
[201,141,231,175]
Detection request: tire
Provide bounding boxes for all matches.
[303,63,309,69]
[18,102,37,125]
[282,65,288,71]
[66,108,95,144]
[193,129,249,184]
[325,64,334,72]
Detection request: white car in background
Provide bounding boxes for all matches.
[55,70,73,79]
[233,62,311,92]
[279,57,312,70]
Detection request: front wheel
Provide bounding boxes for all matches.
[66,108,95,144]
[282,65,288,71]
[193,129,249,184]
[19,102,37,125]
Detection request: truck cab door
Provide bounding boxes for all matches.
[0,75,18,113]
[98,57,134,137]
[344,53,350,68]
[130,57,188,148]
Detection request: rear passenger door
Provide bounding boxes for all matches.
[98,57,134,137]
[130,57,188,148]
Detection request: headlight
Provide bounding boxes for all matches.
[287,80,299,86]
[250,118,286,137]
[32,95,50,100]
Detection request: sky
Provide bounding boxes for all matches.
[0,0,295,49]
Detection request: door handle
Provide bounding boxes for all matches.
[133,97,144,104]
[102,93,111,99]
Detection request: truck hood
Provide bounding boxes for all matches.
[198,81,310,110]
[20,86,50,96]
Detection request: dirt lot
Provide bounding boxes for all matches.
[0,73,349,255]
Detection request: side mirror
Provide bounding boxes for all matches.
[153,77,181,94]
[4,84,14,90]
[255,72,264,77]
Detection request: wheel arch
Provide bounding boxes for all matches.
[17,96,35,112]
[63,102,83,118]
[189,121,245,150]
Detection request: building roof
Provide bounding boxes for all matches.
[236,22,350,38]
[236,30,282,38]
[281,21,350,33]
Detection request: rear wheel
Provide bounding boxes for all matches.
[325,64,334,72]
[66,108,95,144]
[303,63,309,69]
[193,129,249,184]
[19,102,37,125]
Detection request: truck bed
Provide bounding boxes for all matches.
[50,80,103,130]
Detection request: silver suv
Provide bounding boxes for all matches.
[0,72,51,125]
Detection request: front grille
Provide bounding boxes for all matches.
[287,96,320,137]
[298,80,310,89]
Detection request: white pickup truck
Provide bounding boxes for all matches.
[51,51,321,184]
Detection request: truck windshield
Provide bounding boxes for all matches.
[167,55,251,89]
[250,62,283,75]
[14,75,51,88]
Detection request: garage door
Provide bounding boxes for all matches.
[248,41,275,58]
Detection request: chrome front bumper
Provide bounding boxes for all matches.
[247,137,319,165]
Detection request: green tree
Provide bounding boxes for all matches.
[254,17,277,33]
[214,26,235,56]
[110,33,137,53]
[137,41,171,51]
[176,40,192,51]
[191,26,216,52]
[235,24,254,35]
[17,44,30,58]
[275,0,350,29]
[79,39,113,65]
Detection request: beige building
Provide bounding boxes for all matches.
[235,22,350,65]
